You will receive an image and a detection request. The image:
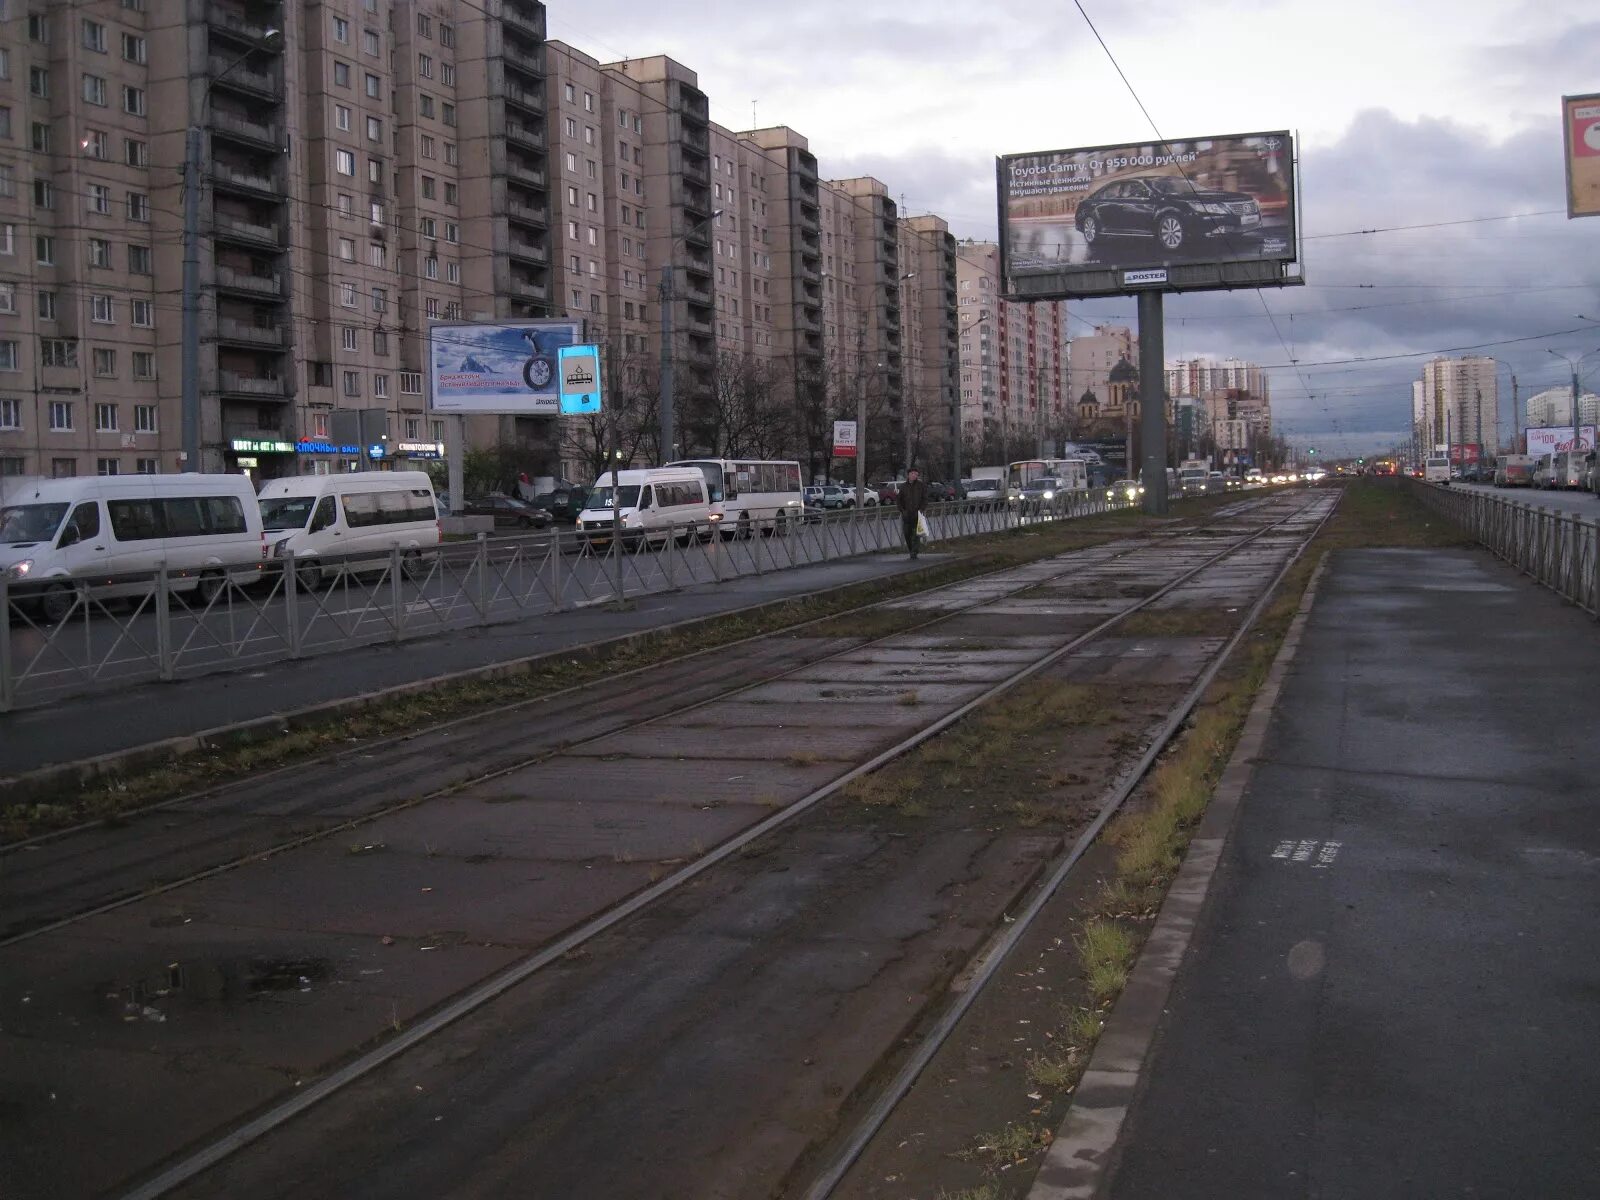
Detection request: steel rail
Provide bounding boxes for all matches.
[800,490,1341,1199]
[115,492,1326,1200]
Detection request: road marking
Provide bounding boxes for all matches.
[1270,838,1341,868]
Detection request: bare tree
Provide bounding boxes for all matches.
[560,348,660,481]
[693,351,794,460]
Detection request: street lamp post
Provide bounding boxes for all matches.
[1545,346,1600,433]
[657,208,723,464]
[181,28,282,473]
[897,271,915,473]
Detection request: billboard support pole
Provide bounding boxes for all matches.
[447,416,465,516]
[1138,290,1168,515]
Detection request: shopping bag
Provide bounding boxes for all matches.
[915,511,929,539]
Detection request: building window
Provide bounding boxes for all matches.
[0,399,18,429]
[135,405,157,433]
[131,299,152,327]
[122,33,147,63]
[417,13,432,38]
[332,16,349,43]
[136,458,158,474]
[131,352,155,380]
[341,326,358,351]
[444,223,459,244]
[52,458,78,478]
[87,238,111,267]
[28,14,51,42]
[338,237,355,261]
[340,282,358,307]
[421,175,436,199]
[122,86,146,116]
[425,297,439,319]
[444,142,458,165]
[367,116,382,141]
[365,73,381,99]
[342,371,361,397]
[400,372,422,395]
[0,283,12,314]
[0,49,12,80]
[335,148,355,175]
[444,182,458,205]
[368,243,386,268]
[30,67,49,98]
[36,236,55,265]
[424,256,438,280]
[441,103,456,127]
[0,341,16,370]
[446,261,460,284]
[91,295,115,323]
[404,417,420,439]
[565,117,577,138]
[125,138,148,166]
[418,53,433,78]
[95,402,119,430]
[373,374,389,397]
[93,349,117,378]
[420,217,436,240]
[31,122,51,153]
[441,63,455,87]
[128,244,152,275]
[50,401,74,431]
[337,193,353,217]
[33,179,53,210]
[363,29,381,56]
[97,458,121,476]
[334,60,351,88]
[335,104,351,131]
[87,184,111,214]
[371,287,387,312]
[373,330,388,356]
[420,135,436,159]
[419,94,435,119]
[0,112,9,145]
[368,157,383,184]
[83,19,107,52]
[584,92,594,112]
[439,23,455,47]
[127,192,149,221]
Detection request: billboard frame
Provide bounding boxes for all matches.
[426,318,587,417]
[996,128,1304,301]
[1562,93,1600,219]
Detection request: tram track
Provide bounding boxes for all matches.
[0,492,1328,1200]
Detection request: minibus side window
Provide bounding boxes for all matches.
[309,497,337,533]
[638,486,653,510]
[58,502,100,548]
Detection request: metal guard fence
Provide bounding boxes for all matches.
[1410,480,1600,617]
[0,488,1137,712]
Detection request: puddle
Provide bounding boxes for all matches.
[96,955,335,1021]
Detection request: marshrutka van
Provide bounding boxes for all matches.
[0,473,266,621]
[576,468,711,548]
[257,471,440,587]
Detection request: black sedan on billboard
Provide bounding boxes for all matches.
[1074,176,1261,256]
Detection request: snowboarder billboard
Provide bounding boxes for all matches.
[427,320,585,415]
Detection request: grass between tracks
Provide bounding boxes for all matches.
[893,480,1473,1195]
[0,496,1248,841]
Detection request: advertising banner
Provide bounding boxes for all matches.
[1563,94,1600,218]
[1525,425,1597,458]
[998,130,1297,297]
[428,320,584,415]
[1448,443,1482,466]
[557,344,603,415]
[833,420,858,458]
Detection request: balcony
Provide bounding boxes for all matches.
[684,279,712,304]
[503,0,546,38]
[219,371,288,397]
[212,213,281,247]
[502,41,543,78]
[682,125,709,155]
[505,158,546,187]
[683,156,708,185]
[687,315,713,335]
[207,3,280,46]
[507,238,547,264]
[506,199,547,228]
[510,279,548,302]
[505,121,544,151]
[504,83,544,115]
[684,221,711,248]
[679,86,709,124]
[210,110,279,149]
[214,265,282,296]
[212,163,277,196]
[207,57,281,99]
[215,319,285,346]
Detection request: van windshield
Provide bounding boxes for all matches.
[0,503,68,544]
[587,485,641,510]
[259,495,317,531]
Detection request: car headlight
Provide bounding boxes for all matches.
[5,559,34,580]
[708,512,724,522]
[1042,490,1054,499]
[1196,202,1229,215]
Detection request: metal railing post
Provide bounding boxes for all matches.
[549,529,567,613]
[0,580,13,713]
[475,532,490,625]
[155,565,174,681]
[663,522,678,590]
[283,552,302,660]
[390,545,405,642]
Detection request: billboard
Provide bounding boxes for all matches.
[428,319,584,415]
[1525,425,1597,458]
[833,420,858,458]
[1563,94,1600,218]
[998,130,1299,300]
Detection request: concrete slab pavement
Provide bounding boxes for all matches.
[1051,547,1600,1199]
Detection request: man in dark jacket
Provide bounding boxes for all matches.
[897,467,928,558]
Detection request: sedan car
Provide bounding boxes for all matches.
[1075,175,1262,256]
[462,494,551,529]
[528,485,589,523]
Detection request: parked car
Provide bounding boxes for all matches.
[527,485,589,523]
[813,485,877,510]
[876,480,904,504]
[1074,175,1263,256]
[462,494,551,529]
[962,478,1004,506]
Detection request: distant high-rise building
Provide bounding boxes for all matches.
[1525,387,1600,428]
[1418,356,1497,452]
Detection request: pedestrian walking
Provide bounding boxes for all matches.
[898,467,928,559]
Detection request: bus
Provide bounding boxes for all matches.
[665,459,804,537]
[1007,458,1088,499]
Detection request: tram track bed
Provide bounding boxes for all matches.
[0,492,1334,1200]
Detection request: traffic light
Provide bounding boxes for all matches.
[1308,448,1317,456]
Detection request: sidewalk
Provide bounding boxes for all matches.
[0,551,944,779]
[1101,548,1599,1198]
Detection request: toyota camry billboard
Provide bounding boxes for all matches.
[998,130,1300,300]
[427,319,584,416]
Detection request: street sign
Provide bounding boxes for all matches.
[833,420,858,458]
[557,344,603,415]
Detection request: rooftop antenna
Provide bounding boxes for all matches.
[752,99,758,126]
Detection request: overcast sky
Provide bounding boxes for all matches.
[547,0,1599,456]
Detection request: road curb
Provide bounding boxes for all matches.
[1027,551,1332,1200]
[0,557,943,804]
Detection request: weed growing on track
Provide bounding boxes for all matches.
[936,1187,1003,1200]
[963,1121,1054,1166]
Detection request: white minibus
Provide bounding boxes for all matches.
[576,468,711,548]
[257,471,440,587]
[1424,456,1451,484]
[0,473,266,621]
[666,458,804,538]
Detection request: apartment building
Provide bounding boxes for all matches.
[1524,386,1599,429]
[1417,355,1497,452]
[1165,356,1271,405]
[897,214,958,473]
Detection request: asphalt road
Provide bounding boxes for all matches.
[1105,547,1600,1199]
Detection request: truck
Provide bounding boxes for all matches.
[1178,459,1211,496]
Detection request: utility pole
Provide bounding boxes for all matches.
[1137,291,1168,513]
[181,126,203,472]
